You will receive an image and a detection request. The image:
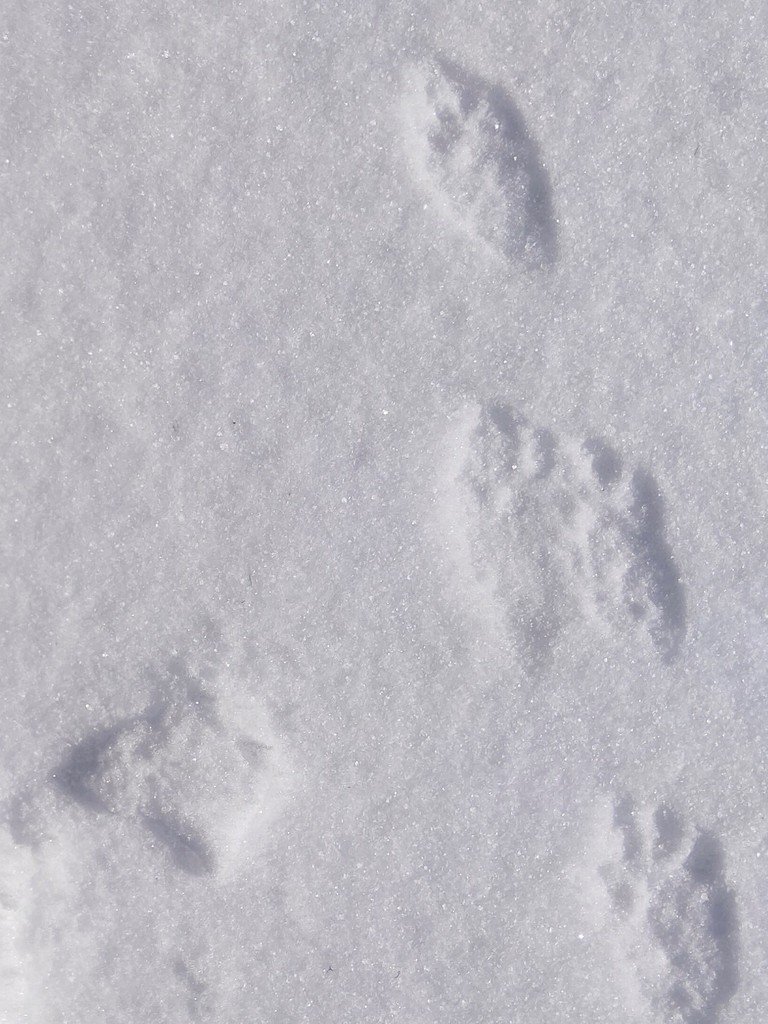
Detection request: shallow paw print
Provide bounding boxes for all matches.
[599,797,739,1024]
[400,57,557,266]
[440,402,686,671]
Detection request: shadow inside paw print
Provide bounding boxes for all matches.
[602,797,739,1024]
[452,404,686,671]
[50,657,277,877]
[402,57,557,267]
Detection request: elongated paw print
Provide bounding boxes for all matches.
[599,797,739,1024]
[437,403,685,670]
[400,57,557,266]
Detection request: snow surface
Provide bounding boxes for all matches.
[2,2,768,1022]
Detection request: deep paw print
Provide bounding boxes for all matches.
[443,402,685,670]
[600,797,739,1024]
[42,655,289,878]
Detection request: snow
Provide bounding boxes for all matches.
[2,1,768,1021]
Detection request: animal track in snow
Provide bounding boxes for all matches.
[173,957,214,1021]
[598,797,739,1024]
[438,403,685,669]
[46,657,288,877]
[400,57,557,266]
